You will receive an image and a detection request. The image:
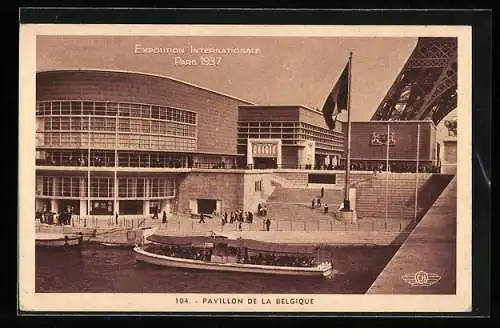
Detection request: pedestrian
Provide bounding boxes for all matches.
[312,198,315,209]
[199,213,205,224]
[262,219,266,231]
[257,203,262,216]
[317,198,321,207]
[115,212,119,225]
[162,210,167,223]
[230,212,234,224]
[238,221,242,231]
[224,211,228,223]
[265,218,271,231]
[324,203,329,214]
[321,187,324,198]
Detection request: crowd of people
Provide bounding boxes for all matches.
[37,154,440,174]
[35,208,74,225]
[148,244,212,261]
[247,253,317,268]
[217,209,256,231]
[214,206,272,232]
[349,162,441,173]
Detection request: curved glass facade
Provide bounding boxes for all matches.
[36,175,175,200]
[36,100,197,152]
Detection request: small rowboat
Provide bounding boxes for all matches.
[35,233,83,247]
[101,242,135,249]
[99,226,158,248]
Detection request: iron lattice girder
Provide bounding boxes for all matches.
[371,37,457,125]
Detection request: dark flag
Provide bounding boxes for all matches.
[322,62,350,130]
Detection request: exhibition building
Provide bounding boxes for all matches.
[35,69,439,218]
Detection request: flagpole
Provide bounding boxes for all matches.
[414,123,420,222]
[343,52,353,211]
[114,107,118,223]
[385,123,390,231]
[87,113,91,217]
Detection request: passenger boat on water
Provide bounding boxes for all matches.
[36,232,83,247]
[133,233,334,279]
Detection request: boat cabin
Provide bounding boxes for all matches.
[145,234,331,268]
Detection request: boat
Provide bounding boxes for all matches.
[133,233,334,279]
[99,226,158,248]
[101,242,136,249]
[35,232,83,247]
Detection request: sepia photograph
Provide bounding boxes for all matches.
[19,23,472,313]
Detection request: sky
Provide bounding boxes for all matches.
[37,36,419,122]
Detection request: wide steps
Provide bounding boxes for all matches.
[267,187,344,205]
[355,174,432,221]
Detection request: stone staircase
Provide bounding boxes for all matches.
[265,187,345,221]
[271,172,309,188]
[267,187,343,205]
[355,173,438,221]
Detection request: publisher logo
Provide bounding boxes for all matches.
[402,270,441,286]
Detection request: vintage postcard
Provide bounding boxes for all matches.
[19,24,472,313]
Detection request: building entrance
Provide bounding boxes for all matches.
[197,199,217,214]
[253,157,277,169]
[119,200,141,215]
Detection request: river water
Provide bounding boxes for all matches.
[35,244,398,294]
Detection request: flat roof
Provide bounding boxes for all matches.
[239,104,322,113]
[37,68,255,105]
[239,105,436,127]
[352,120,437,129]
